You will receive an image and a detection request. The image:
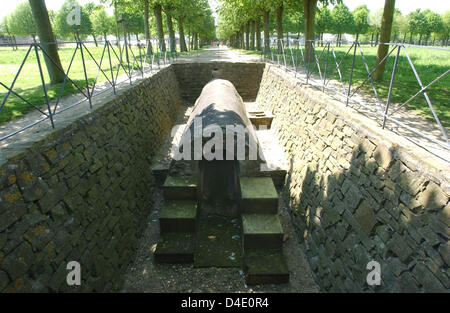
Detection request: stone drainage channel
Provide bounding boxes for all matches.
[120,101,319,293]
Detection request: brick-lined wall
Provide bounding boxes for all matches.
[172,62,265,103]
[0,67,182,292]
[257,64,449,292]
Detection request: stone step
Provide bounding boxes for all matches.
[154,232,194,264]
[244,249,289,285]
[151,163,171,186]
[242,214,283,250]
[159,200,197,233]
[162,176,197,200]
[240,177,278,214]
[248,111,274,129]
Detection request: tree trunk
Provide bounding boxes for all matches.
[144,0,153,55]
[194,33,198,50]
[409,32,412,44]
[250,20,255,50]
[245,21,250,50]
[28,0,65,84]
[92,33,98,46]
[256,18,261,51]
[373,0,396,82]
[241,25,245,49]
[113,1,121,49]
[375,32,379,45]
[166,12,176,53]
[154,4,166,52]
[122,19,130,65]
[188,27,192,50]
[276,5,284,53]
[7,32,17,50]
[419,34,422,45]
[178,17,187,52]
[356,33,359,41]
[402,33,406,43]
[12,36,18,50]
[303,0,318,62]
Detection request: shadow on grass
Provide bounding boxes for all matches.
[0,78,96,125]
[242,46,449,128]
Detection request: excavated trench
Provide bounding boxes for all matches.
[121,87,318,292]
[123,62,449,293]
[1,61,448,293]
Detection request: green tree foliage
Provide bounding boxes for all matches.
[331,2,353,45]
[0,16,17,49]
[172,0,200,52]
[123,12,145,37]
[9,1,36,38]
[84,2,101,45]
[392,9,406,42]
[368,8,382,45]
[407,9,428,44]
[91,6,114,40]
[55,0,93,39]
[424,10,443,45]
[315,6,332,43]
[441,11,450,46]
[283,1,304,38]
[352,5,369,40]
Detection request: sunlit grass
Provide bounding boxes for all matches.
[0,43,192,124]
[234,44,450,127]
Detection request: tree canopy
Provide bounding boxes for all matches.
[9,2,36,38]
[55,0,93,39]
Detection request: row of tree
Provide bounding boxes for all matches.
[314,5,450,46]
[0,0,216,53]
[217,0,450,49]
[0,0,216,84]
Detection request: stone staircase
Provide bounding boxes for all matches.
[154,177,197,264]
[240,177,289,285]
[154,174,289,285]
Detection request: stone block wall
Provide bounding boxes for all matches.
[172,62,265,103]
[0,67,182,292]
[257,64,449,292]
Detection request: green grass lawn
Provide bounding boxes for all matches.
[0,43,195,125]
[236,45,450,128]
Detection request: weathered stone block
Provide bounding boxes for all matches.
[438,242,450,266]
[373,145,393,169]
[418,181,448,210]
[354,200,377,235]
[388,233,413,262]
[412,262,446,293]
